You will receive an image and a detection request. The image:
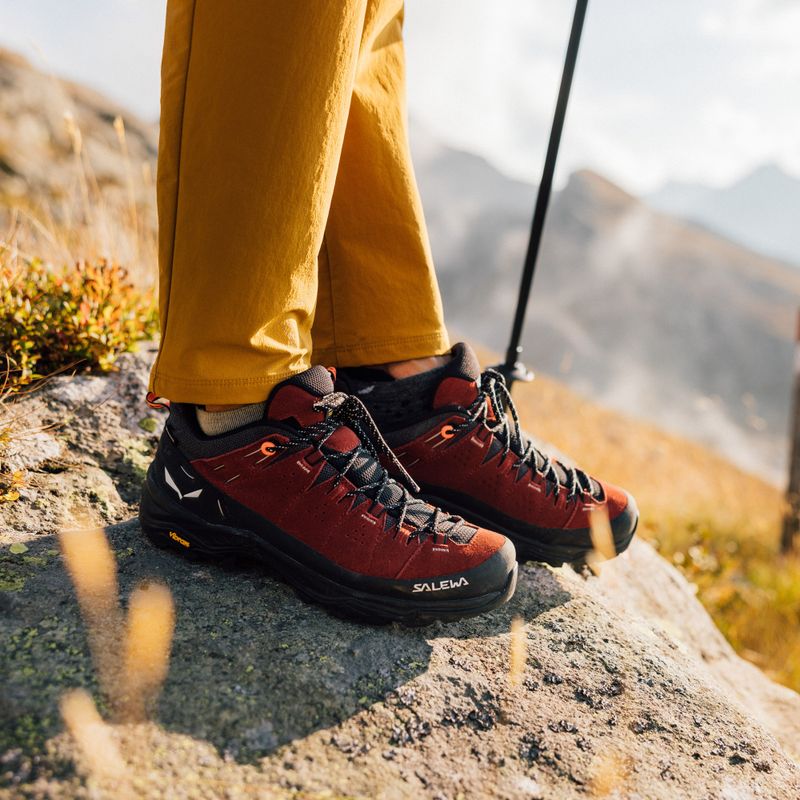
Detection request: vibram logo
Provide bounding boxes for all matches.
[412,576,469,593]
[168,531,190,548]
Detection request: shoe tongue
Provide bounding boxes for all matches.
[267,366,334,426]
[432,342,481,409]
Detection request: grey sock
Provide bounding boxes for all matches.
[196,402,266,436]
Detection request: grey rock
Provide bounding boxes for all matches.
[1,353,798,799]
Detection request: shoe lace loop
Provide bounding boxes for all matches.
[458,369,593,501]
[312,392,420,493]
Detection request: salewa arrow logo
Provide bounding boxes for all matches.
[164,466,203,500]
[411,576,469,593]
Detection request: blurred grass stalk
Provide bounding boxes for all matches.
[59,525,125,714]
[589,751,629,797]
[113,115,141,266]
[509,616,527,688]
[58,523,175,723]
[60,688,128,782]
[122,582,175,721]
[587,506,616,576]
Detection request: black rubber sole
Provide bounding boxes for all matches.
[419,491,638,568]
[139,482,517,626]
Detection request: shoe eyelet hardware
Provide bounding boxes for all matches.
[260,440,278,457]
[440,424,455,439]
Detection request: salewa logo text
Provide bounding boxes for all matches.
[411,576,469,593]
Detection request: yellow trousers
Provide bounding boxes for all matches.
[150,0,450,404]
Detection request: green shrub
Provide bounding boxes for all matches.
[0,259,158,391]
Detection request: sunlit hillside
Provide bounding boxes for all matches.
[497,355,800,691]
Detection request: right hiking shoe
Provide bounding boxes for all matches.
[139,367,517,625]
[337,343,638,568]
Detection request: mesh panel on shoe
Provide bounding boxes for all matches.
[446,523,480,544]
[335,342,480,435]
[285,365,334,397]
[354,391,437,432]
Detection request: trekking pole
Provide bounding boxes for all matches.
[493,0,589,392]
[782,308,800,553]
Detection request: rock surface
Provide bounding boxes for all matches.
[1,352,799,799]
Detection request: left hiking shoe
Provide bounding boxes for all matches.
[139,366,517,624]
[338,343,638,567]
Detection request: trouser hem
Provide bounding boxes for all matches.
[312,331,451,368]
[150,369,304,405]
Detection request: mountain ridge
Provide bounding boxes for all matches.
[410,129,800,483]
[648,161,800,268]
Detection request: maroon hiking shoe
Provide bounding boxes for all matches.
[338,344,638,567]
[139,366,517,624]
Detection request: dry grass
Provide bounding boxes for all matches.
[57,523,174,792]
[58,523,176,723]
[0,102,158,399]
[1,112,156,289]
[60,689,128,782]
[0,109,157,483]
[508,616,527,688]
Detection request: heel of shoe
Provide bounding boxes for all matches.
[138,476,255,564]
[139,479,202,556]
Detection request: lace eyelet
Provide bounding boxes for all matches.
[440,424,455,439]
[260,440,278,457]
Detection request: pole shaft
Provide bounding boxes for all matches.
[504,0,589,371]
[782,308,800,552]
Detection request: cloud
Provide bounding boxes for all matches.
[1,0,797,191]
[0,0,164,120]
[405,0,800,192]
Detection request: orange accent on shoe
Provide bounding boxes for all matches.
[440,424,455,439]
[146,392,170,411]
[260,441,278,457]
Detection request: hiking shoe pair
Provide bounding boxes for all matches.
[139,344,637,624]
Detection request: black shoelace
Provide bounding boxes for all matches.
[274,392,463,543]
[452,369,594,501]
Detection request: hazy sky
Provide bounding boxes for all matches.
[2,0,798,194]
